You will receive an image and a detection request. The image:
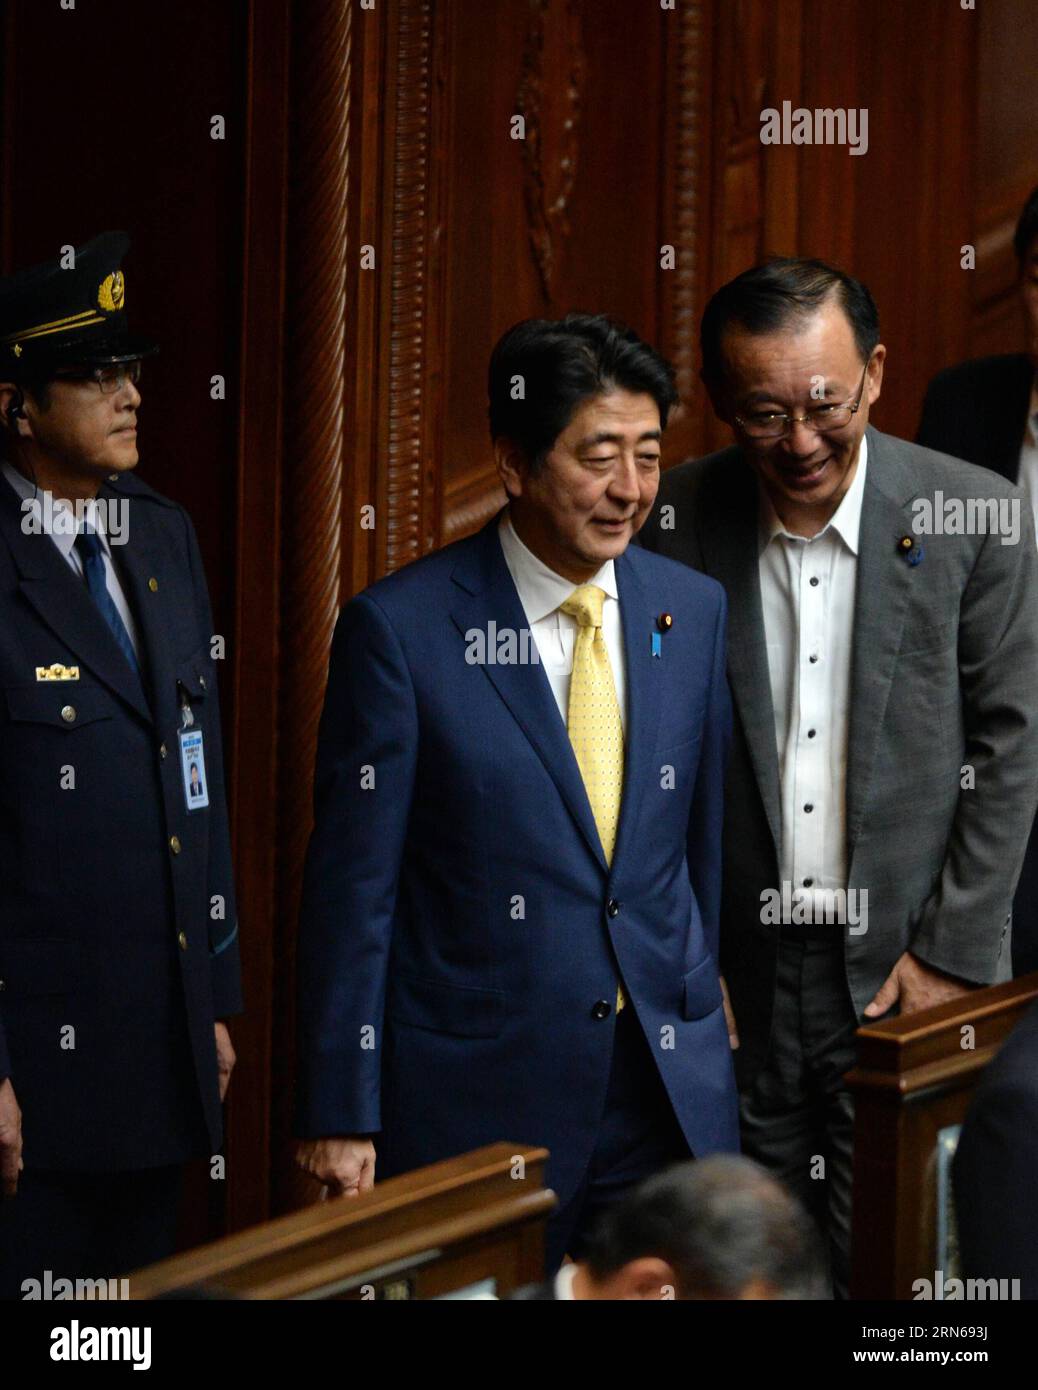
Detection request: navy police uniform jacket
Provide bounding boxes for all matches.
[0,468,242,1171]
[295,516,740,1210]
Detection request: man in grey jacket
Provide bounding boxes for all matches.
[639,258,1038,1296]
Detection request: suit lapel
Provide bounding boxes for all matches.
[612,552,663,866]
[450,520,608,871]
[696,460,783,852]
[0,475,152,723]
[845,429,915,861]
[108,485,177,718]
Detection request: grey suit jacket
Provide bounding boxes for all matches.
[639,426,1038,1085]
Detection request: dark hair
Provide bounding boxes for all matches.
[1014,186,1038,267]
[582,1155,827,1300]
[700,258,880,385]
[487,313,678,470]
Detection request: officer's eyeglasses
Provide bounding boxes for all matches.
[733,363,870,440]
[52,361,143,395]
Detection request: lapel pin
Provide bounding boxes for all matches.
[897,535,924,567]
[657,612,673,631]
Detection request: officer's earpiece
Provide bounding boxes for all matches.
[8,389,25,423]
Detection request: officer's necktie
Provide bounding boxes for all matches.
[560,584,626,1012]
[74,527,140,674]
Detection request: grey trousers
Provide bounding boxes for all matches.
[738,929,860,1299]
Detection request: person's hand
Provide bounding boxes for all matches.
[214,1022,236,1102]
[720,975,740,1049]
[864,951,974,1019]
[295,1137,376,1198]
[0,1078,23,1198]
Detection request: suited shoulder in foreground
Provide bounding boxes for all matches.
[953,999,1038,1300]
[640,257,1038,1295]
[294,314,739,1272]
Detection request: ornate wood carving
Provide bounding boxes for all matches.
[383,0,437,573]
[516,0,586,300]
[663,0,706,408]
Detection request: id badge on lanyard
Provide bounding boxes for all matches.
[177,681,209,811]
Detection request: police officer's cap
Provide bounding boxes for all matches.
[0,231,158,376]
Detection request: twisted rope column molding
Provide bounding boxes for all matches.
[275,0,351,1208]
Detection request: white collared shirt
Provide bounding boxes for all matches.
[1015,379,1038,546]
[758,435,868,911]
[553,1262,579,1300]
[498,511,627,732]
[1,460,142,660]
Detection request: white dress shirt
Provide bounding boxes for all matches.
[1015,379,1038,546]
[1,459,142,660]
[758,436,868,915]
[497,512,627,732]
[553,1261,579,1300]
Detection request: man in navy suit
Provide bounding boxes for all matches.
[294,314,739,1270]
[0,234,241,1298]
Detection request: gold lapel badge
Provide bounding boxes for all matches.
[36,663,80,682]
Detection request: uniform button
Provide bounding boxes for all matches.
[177,931,188,951]
[60,704,76,723]
[159,743,168,759]
[148,577,159,592]
[170,835,182,854]
[591,999,612,1020]
[607,898,620,918]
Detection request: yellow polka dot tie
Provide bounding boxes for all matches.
[560,584,626,1012]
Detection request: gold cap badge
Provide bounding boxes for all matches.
[98,270,125,313]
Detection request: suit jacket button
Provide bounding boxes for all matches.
[148,577,159,593]
[170,835,182,855]
[591,999,612,1020]
[177,931,188,951]
[60,705,76,723]
[607,899,620,918]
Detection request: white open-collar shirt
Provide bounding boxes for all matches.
[758,435,868,911]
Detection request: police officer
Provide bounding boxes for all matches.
[0,232,242,1298]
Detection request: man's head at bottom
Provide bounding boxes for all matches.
[568,1154,826,1300]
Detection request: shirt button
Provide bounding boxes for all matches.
[591,999,612,1020]
[803,878,814,887]
[159,743,168,760]
[809,576,819,587]
[807,729,816,738]
[60,705,76,723]
[607,899,620,918]
[170,835,182,854]
[809,654,819,664]
[177,931,188,951]
[804,804,814,813]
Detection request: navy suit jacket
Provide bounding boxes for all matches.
[0,469,242,1171]
[295,515,740,1207]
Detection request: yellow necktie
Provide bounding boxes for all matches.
[560,584,626,1012]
